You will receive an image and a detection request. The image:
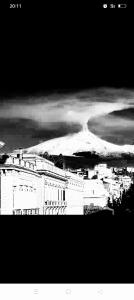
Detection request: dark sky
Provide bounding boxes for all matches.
[1,18,133,98]
[88,105,134,145]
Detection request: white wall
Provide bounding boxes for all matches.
[0,171,13,214]
[65,175,84,215]
[83,196,107,208]
[65,188,84,215]
[83,179,108,208]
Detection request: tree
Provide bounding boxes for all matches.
[91,174,98,179]
[113,183,134,215]
[0,154,9,164]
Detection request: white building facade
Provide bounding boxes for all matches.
[65,171,84,215]
[103,178,121,201]
[0,153,84,215]
[94,164,113,179]
[117,175,132,191]
[83,179,109,208]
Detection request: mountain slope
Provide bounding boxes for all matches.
[23,124,134,157]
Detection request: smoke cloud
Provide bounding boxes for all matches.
[0,87,134,151]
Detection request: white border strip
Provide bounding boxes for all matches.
[0,284,133,300]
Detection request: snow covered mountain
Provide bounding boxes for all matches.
[23,123,134,157]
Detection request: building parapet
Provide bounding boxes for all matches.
[0,164,41,177]
[37,169,67,182]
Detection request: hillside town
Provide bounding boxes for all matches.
[0,150,133,215]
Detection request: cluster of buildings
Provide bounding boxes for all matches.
[70,163,133,209]
[0,151,133,215]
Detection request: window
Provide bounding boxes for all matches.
[13,209,39,215]
[25,186,28,192]
[13,186,17,192]
[19,185,23,191]
[14,209,22,215]
[63,190,65,201]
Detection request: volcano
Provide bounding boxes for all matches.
[23,123,134,158]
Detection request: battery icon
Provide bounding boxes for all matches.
[118,3,127,7]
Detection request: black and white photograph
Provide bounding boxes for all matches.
[1,87,134,216]
[0,10,133,217]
